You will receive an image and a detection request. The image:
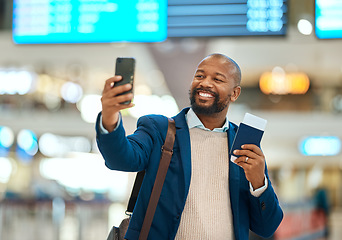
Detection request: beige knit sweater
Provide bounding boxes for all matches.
[175,128,234,240]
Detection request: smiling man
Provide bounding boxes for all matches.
[190,54,241,127]
[96,53,283,240]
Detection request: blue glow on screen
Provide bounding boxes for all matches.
[16,129,38,162]
[299,136,341,156]
[167,0,287,37]
[12,0,167,44]
[315,0,342,39]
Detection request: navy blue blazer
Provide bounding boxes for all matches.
[96,108,283,240]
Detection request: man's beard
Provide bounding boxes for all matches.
[189,87,229,115]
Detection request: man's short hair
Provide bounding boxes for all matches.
[204,53,241,86]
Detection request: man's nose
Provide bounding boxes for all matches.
[199,76,213,88]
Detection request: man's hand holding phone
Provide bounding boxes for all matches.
[101,57,135,132]
[101,76,134,132]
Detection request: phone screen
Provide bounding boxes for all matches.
[114,57,135,104]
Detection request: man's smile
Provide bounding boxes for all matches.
[198,91,215,99]
[195,88,217,101]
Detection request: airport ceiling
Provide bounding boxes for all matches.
[0,0,341,111]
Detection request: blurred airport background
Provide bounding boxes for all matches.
[1,0,342,239]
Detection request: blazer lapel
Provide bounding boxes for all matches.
[228,122,240,240]
[173,108,192,201]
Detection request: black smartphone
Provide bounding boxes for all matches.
[114,57,135,104]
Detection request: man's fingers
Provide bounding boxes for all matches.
[114,93,134,105]
[234,156,251,165]
[100,76,134,132]
[233,145,264,160]
[103,76,122,92]
[233,149,259,161]
[103,83,132,99]
[241,144,263,155]
[102,93,134,107]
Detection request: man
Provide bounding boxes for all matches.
[96,53,283,239]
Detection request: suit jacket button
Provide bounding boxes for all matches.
[261,201,266,210]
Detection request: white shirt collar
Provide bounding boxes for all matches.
[186,108,229,132]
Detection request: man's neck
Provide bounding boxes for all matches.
[195,111,228,131]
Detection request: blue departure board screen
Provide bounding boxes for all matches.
[167,0,287,37]
[12,0,167,44]
[315,0,342,39]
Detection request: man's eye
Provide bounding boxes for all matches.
[214,78,223,82]
[195,75,204,79]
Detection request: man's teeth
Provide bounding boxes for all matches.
[199,92,213,98]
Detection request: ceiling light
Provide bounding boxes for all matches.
[297,19,313,35]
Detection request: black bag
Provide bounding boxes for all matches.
[107,170,145,240]
[106,118,176,240]
[106,217,130,240]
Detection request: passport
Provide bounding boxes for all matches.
[230,113,267,162]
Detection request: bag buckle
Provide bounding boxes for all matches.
[161,146,173,153]
[125,210,132,217]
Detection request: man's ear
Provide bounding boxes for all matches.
[230,86,241,102]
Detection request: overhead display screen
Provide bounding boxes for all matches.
[12,0,167,44]
[12,0,287,44]
[315,0,342,39]
[167,0,288,37]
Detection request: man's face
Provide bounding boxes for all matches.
[189,56,240,115]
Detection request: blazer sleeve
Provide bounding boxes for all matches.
[248,164,283,238]
[95,112,167,172]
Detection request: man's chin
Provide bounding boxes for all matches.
[190,93,225,115]
[191,104,217,115]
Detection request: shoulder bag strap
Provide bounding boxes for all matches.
[126,118,176,214]
[126,170,145,214]
[138,118,176,240]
